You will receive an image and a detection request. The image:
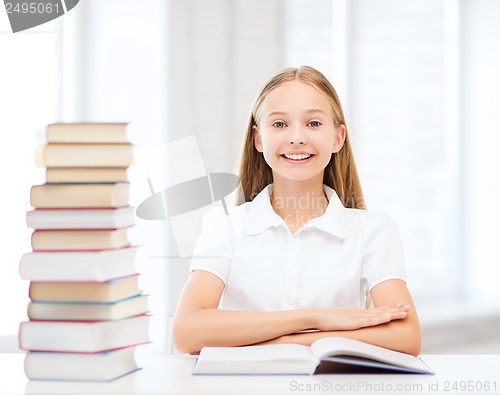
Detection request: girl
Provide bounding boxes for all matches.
[173,66,421,356]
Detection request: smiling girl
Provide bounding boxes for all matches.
[173,66,421,356]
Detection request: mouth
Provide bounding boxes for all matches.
[281,153,313,162]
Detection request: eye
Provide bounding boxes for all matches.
[272,121,287,129]
[308,120,322,128]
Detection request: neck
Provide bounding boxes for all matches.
[270,174,328,233]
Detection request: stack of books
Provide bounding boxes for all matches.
[18,123,150,382]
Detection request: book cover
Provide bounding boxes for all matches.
[31,228,130,251]
[27,294,149,321]
[24,346,139,382]
[46,167,129,183]
[26,207,136,229]
[19,315,151,353]
[20,246,138,282]
[30,183,130,208]
[34,143,133,167]
[29,275,141,302]
[46,123,129,144]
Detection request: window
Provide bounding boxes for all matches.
[57,0,170,353]
[3,0,499,354]
[284,0,500,306]
[0,11,58,338]
[1,1,170,352]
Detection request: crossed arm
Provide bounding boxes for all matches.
[173,270,421,356]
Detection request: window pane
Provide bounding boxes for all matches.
[349,0,452,300]
[0,25,58,335]
[462,0,500,300]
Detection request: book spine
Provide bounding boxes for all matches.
[20,124,149,377]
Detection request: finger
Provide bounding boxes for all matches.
[354,312,393,329]
[363,308,408,324]
[390,310,408,319]
[375,304,411,313]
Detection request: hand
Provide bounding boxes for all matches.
[312,303,410,332]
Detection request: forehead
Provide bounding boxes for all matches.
[260,80,331,117]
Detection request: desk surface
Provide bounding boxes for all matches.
[0,353,499,395]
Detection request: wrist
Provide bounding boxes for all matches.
[301,308,319,330]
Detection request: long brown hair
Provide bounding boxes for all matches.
[238,66,365,209]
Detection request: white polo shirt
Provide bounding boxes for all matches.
[190,184,406,311]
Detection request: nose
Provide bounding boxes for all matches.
[288,125,306,145]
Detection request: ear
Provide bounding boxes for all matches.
[253,126,263,152]
[332,124,346,153]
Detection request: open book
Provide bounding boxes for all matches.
[193,337,433,375]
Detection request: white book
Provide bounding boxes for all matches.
[26,207,136,229]
[19,315,150,353]
[28,294,149,321]
[19,247,137,282]
[193,337,434,375]
[24,346,139,382]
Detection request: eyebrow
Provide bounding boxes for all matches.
[266,109,328,118]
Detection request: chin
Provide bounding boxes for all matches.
[272,170,325,184]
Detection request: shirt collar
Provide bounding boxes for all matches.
[243,184,349,239]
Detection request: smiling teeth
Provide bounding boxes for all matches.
[283,153,312,160]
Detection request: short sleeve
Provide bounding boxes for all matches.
[361,213,407,292]
[189,207,235,284]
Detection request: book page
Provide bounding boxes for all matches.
[194,343,318,375]
[199,343,314,364]
[310,337,432,373]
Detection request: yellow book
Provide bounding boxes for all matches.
[46,123,129,143]
[31,228,130,251]
[35,143,133,167]
[46,167,129,183]
[29,275,141,302]
[30,183,129,208]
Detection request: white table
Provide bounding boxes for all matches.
[0,353,499,395]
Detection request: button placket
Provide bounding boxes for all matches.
[285,234,299,308]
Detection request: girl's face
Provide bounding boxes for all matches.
[254,80,345,184]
